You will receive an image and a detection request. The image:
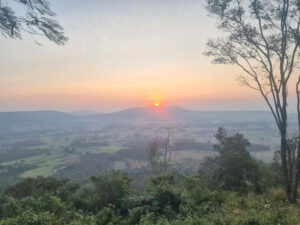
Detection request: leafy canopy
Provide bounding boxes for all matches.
[0,0,68,44]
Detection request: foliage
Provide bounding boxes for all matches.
[0,168,300,224]
[0,165,37,192]
[4,176,79,202]
[204,0,300,203]
[1,130,300,224]
[0,0,67,44]
[199,127,261,193]
[74,169,132,213]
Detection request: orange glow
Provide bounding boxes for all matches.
[154,102,160,107]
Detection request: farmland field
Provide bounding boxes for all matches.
[0,109,280,189]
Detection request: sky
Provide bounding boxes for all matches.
[0,0,297,112]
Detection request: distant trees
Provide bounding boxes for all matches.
[205,0,300,203]
[173,138,212,151]
[199,127,261,193]
[0,0,67,44]
[63,146,75,154]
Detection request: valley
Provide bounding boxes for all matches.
[0,107,281,189]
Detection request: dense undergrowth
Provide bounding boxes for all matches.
[0,171,299,225]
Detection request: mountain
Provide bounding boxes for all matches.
[0,111,74,133]
[0,107,276,134]
[102,106,199,120]
[87,106,274,123]
[67,110,101,116]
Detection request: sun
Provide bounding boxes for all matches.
[154,102,160,108]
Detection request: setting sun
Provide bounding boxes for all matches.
[1,0,300,219]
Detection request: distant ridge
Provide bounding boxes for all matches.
[88,106,200,121]
[67,110,101,116]
[0,107,276,134]
[86,106,273,122]
[0,110,74,133]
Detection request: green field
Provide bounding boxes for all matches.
[97,146,126,153]
[20,165,56,178]
[20,157,65,178]
[23,144,50,150]
[76,145,127,154]
[1,134,127,178]
[1,143,125,178]
[1,151,68,178]
[1,153,60,166]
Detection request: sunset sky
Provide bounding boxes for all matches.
[0,0,298,112]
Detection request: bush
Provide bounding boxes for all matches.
[268,188,287,202]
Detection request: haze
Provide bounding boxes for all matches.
[0,0,298,112]
[2,0,300,219]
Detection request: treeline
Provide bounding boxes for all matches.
[0,128,299,224]
[0,148,50,163]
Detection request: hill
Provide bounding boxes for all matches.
[0,111,75,133]
[0,107,277,134]
[88,106,274,123]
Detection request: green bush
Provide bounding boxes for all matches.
[268,188,287,202]
[1,168,300,225]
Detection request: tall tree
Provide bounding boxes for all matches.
[0,0,67,44]
[205,0,300,202]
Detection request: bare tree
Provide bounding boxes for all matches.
[205,0,300,203]
[148,129,172,175]
[148,136,161,175]
[0,0,67,44]
[162,128,172,174]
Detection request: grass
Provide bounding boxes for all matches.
[42,138,70,149]
[20,166,55,178]
[76,145,127,154]
[2,151,67,178]
[1,153,58,166]
[98,146,126,153]
[18,145,125,177]
[23,144,50,150]
[1,137,126,178]
[19,157,65,178]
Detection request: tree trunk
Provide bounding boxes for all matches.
[290,139,300,203]
[281,132,292,202]
[291,77,300,203]
[280,83,292,202]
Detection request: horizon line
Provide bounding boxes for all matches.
[0,106,278,114]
